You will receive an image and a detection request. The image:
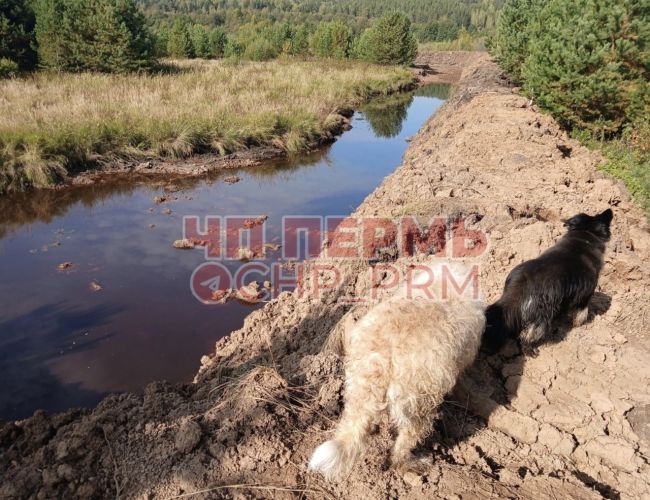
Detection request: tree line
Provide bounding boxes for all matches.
[136,0,503,42]
[156,13,417,64]
[1,0,432,76]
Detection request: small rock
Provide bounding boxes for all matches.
[211,289,232,303]
[498,468,522,486]
[402,471,423,487]
[76,483,97,499]
[56,464,74,481]
[42,468,59,487]
[223,175,241,184]
[153,196,167,204]
[236,281,263,303]
[281,260,297,271]
[263,281,272,290]
[173,239,195,250]
[435,188,454,198]
[243,215,268,229]
[89,281,103,292]
[175,419,202,453]
[163,208,173,215]
[149,224,156,229]
[55,441,68,460]
[237,247,255,261]
[58,262,73,271]
[264,243,281,252]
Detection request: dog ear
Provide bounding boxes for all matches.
[597,208,613,226]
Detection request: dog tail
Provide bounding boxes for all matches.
[308,436,362,480]
[482,302,517,354]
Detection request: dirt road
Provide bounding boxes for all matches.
[2,53,649,499]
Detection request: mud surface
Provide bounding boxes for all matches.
[2,53,650,499]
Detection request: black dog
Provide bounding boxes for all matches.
[483,208,613,354]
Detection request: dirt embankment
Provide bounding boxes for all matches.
[413,50,484,84]
[2,53,650,500]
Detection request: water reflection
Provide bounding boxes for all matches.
[0,85,448,420]
[361,83,450,138]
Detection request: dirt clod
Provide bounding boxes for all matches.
[173,239,195,249]
[175,419,202,454]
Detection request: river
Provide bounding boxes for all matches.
[0,84,448,420]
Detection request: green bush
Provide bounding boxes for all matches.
[289,24,311,56]
[224,38,245,59]
[353,12,417,65]
[0,0,37,71]
[490,0,543,84]
[34,0,156,73]
[208,27,228,57]
[190,24,211,58]
[493,0,649,136]
[167,18,194,58]
[0,57,19,77]
[418,20,459,42]
[521,0,649,136]
[244,37,279,61]
[310,21,351,59]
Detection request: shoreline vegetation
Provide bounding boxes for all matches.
[0,58,413,193]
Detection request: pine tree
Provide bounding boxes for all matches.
[310,21,350,59]
[290,24,311,55]
[490,0,544,83]
[190,24,211,58]
[521,0,649,135]
[33,0,68,70]
[208,26,227,57]
[34,0,155,72]
[0,0,37,70]
[167,17,194,58]
[354,12,417,65]
[155,25,171,57]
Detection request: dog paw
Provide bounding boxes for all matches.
[393,456,433,475]
[520,344,539,357]
[573,307,589,327]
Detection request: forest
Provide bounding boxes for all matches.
[136,0,503,41]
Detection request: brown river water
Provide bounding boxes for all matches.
[0,84,448,420]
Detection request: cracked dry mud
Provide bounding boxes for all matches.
[1,53,649,499]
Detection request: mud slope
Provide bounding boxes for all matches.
[2,54,650,500]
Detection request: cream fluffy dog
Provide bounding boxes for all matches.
[309,261,485,479]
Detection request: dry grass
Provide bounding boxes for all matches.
[0,58,413,192]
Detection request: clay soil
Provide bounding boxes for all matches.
[2,53,650,500]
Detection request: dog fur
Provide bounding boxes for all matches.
[308,261,485,479]
[482,208,613,354]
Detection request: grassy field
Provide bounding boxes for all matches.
[419,31,484,52]
[0,58,413,193]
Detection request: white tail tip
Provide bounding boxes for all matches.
[308,440,343,479]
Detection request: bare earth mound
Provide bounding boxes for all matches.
[2,54,650,499]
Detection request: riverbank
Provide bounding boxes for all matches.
[0,59,413,194]
[2,53,650,499]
